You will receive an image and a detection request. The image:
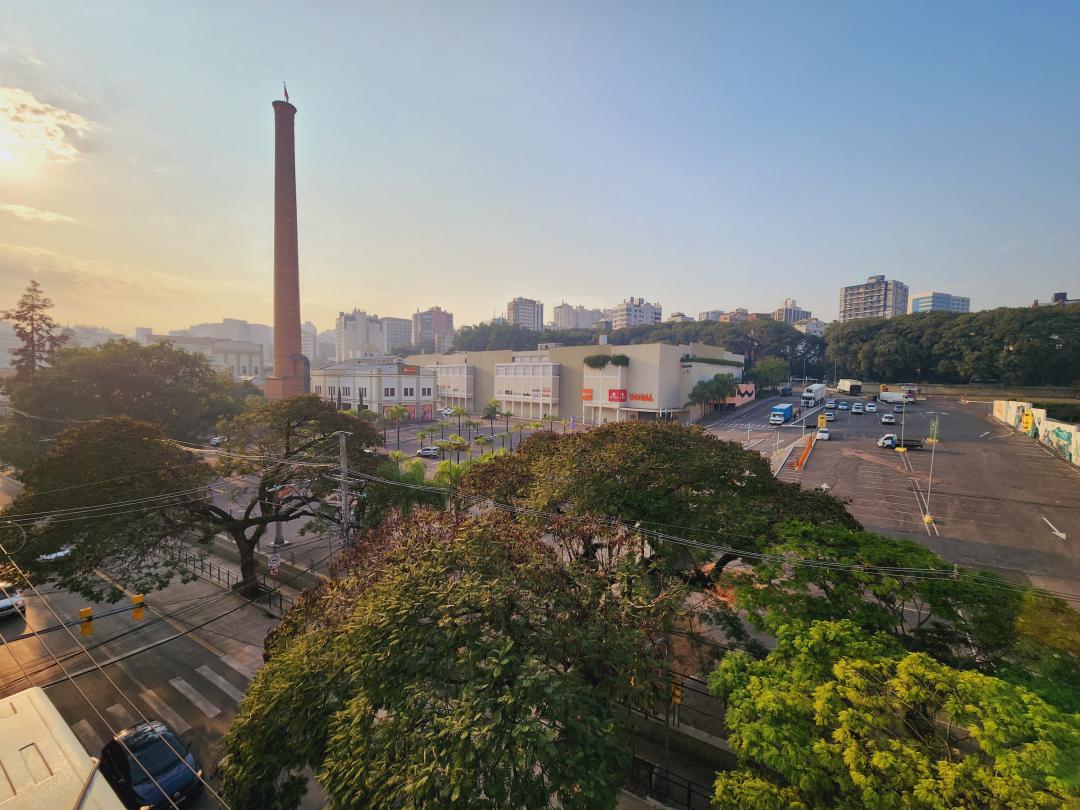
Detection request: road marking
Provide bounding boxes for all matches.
[196,665,247,703]
[1041,517,1067,540]
[71,718,102,753]
[979,431,990,438]
[106,703,135,729]
[987,432,1013,440]
[140,688,191,734]
[169,677,221,718]
[220,654,257,680]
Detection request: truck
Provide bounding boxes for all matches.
[837,378,862,395]
[879,390,914,405]
[877,433,922,450]
[769,403,794,425]
[801,383,827,407]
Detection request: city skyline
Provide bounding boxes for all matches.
[3,2,1080,332]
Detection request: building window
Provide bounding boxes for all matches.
[254,366,259,375]
[384,387,395,397]
[329,386,337,396]
[342,387,351,397]
[360,387,367,399]
[403,387,415,397]
[421,387,432,397]
[314,385,322,395]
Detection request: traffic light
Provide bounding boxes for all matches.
[671,678,683,705]
[79,606,93,637]
[131,593,145,622]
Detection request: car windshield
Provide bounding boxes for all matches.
[127,730,188,784]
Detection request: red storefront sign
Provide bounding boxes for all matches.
[629,392,654,402]
[581,388,594,401]
[608,389,627,402]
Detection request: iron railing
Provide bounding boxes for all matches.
[172,545,296,614]
[628,756,713,810]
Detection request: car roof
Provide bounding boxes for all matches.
[115,721,170,747]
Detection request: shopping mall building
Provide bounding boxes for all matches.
[407,342,752,424]
[310,356,438,420]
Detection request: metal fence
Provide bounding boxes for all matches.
[628,756,713,810]
[172,545,295,615]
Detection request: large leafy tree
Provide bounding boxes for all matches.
[0,339,259,469]
[1,280,68,379]
[219,510,683,810]
[709,621,1080,809]
[5,396,380,598]
[727,521,1019,668]
[745,356,789,389]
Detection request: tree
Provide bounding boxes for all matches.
[450,405,466,437]
[446,432,467,463]
[472,434,492,455]
[709,620,1080,809]
[5,417,214,600]
[0,339,259,470]
[384,404,409,451]
[1,280,68,379]
[481,398,501,435]
[219,510,682,810]
[746,356,789,390]
[726,521,1019,668]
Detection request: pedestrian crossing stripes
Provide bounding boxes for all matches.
[169,677,221,718]
[140,688,191,734]
[196,664,246,703]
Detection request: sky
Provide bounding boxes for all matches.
[2,1,1079,334]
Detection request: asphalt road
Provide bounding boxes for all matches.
[797,396,1080,595]
[0,575,280,809]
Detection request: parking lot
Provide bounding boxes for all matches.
[798,396,1080,596]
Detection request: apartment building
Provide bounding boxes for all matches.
[412,306,454,351]
[839,275,909,322]
[552,303,606,330]
[506,297,544,331]
[612,297,662,330]
[773,299,812,324]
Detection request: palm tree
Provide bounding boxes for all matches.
[472,434,492,455]
[416,427,433,450]
[463,418,482,440]
[385,404,410,451]
[686,380,712,421]
[447,432,467,463]
[541,413,559,432]
[436,419,450,441]
[500,408,513,437]
[434,439,453,460]
[512,422,529,451]
[482,399,501,436]
[450,406,466,437]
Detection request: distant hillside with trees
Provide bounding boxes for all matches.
[825,304,1080,386]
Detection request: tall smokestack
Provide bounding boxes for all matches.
[265,94,307,400]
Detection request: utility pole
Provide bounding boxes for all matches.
[338,431,351,545]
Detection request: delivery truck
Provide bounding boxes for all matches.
[879,390,914,405]
[801,383,827,407]
[769,403,794,425]
[837,379,863,395]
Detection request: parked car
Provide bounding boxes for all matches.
[838,401,850,411]
[816,427,831,441]
[851,402,865,414]
[0,582,25,619]
[893,404,904,413]
[881,413,896,425]
[866,402,878,413]
[209,436,222,448]
[779,386,793,397]
[825,411,836,421]
[415,447,440,459]
[825,399,837,410]
[99,721,202,810]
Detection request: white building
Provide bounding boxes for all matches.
[495,351,561,420]
[149,334,264,380]
[612,297,662,330]
[336,310,384,360]
[301,321,318,363]
[793,318,827,337]
[181,319,273,361]
[909,291,971,314]
[64,324,124,347]
[667,312,693,323]
[506,297,544,331]
[311,356,437,420]
[773,299,812,324]
[697,310,724,322]
[553,303,606,330]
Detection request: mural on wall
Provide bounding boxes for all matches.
[724,383,756,408]
[994,400,1079,466]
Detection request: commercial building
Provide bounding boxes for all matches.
[718,309,749,323]
[908,291,970,314]
[793,318,827,337]
[412,306,454,351]
[612,297,662,330]
[697,310,724,321]
[301,321,318,362]
[553,303,606,330]
[1032,292,1079,308]
[336,309,384,360]
[506,297,544,331]
[382,317,413,352]
[409,342,746,425]
[181,319,273,363]
[839,275,908,322]
[311,356,437,419]
[773,298,812,324]
[148,334,264,380]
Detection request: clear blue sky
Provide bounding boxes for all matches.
[2,1,1078,332]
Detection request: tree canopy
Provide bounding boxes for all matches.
[0,280,68,380]
[709,621,1080,809]
[219,509,683,810]
[824,304,1080,386]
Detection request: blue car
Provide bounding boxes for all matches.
[838,401,850,411]
[100,721,203,809]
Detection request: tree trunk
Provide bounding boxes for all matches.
[233,532,260,593]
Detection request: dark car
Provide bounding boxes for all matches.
[779,386,793,397]
[100,721,202,809]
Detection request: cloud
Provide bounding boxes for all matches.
[20,48,44,67]
[0,86,92,165]
[1,203,77,224]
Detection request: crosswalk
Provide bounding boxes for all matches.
[66,643,264,755]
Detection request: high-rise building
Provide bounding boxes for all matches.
[773,298,812,324]
[301,321,318,362]
[134,327,153,344]
[908,291,971,314]
[697,310,724,321]
[839,275,909,322]
[553,303,605,330]
[265,92,307,399]
[382,317,413,352]
[611,297,662,330]
[336,310,384,360]
[412,307,454,351]
[506,297,544,331]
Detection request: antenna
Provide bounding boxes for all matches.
[283,81,290,103]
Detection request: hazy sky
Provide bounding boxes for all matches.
[2,1,1079,334]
